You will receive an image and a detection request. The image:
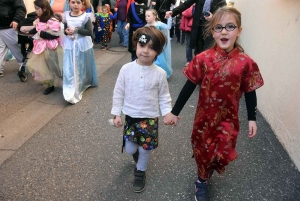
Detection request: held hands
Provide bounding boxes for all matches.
[204,12,213,21]
[163,112,181,126]
[165,11,172,19]
[248,120,257,138]
[113,116,123,128]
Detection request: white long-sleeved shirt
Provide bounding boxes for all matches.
[111,61,172,118]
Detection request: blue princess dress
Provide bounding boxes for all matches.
[63,11,98,104]
[147,18,173,78]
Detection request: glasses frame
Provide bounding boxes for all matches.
[212,23,237,33]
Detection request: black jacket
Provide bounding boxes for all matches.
[0,0,26,29]
[172,0,226,47]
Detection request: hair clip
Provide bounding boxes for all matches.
[138,34,150,44]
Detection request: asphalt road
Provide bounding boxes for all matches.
[0,32,299,201]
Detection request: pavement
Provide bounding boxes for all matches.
[0,32,299,201]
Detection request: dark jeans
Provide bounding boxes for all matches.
[185,31,192,62]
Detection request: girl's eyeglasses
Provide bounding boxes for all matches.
[212,23,237,32]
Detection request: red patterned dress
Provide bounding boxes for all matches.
[183,45,264,179]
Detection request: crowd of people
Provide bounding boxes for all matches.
[1,0,265,200]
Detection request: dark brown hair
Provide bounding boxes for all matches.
[204,6,244,52]
[34,0,53,22]
[132,26,166,55]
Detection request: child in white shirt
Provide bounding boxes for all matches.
[111,26,176,193]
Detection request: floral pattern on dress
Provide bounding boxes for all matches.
[123,117,159,150]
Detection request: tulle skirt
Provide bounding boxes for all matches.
[26,46,63,87]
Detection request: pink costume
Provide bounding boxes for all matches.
[32,18,62,54]
[26,17,63,85]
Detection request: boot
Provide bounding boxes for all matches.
[133,168,146,193]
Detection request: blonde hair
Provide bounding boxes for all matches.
[205,6,244,52]
[146,9,160,21]
[82,0,91,8]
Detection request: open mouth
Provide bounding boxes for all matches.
[221,38,228,44]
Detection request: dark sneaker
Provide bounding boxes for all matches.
[132,149,139,163]
[133,168,146,193]
[43,86,54,95]
[195,181,208,201]
[119,41,123,46]
[0,73,3,77]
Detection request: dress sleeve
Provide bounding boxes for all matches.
[240,60,264,92]
[77,18,93,36]
[182,54,204,85]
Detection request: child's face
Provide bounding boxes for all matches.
[34,5,44,17]
[97,7,102,13]
[136,39,157,66]
[69,0,83,13]
[103,8,108,13]
[211,14,242,52]
[145,11,156,24]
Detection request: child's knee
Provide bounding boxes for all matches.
[124,141,138,155]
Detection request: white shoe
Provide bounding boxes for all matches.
[185,62,190,67]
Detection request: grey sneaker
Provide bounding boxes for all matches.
[133,168,146,193]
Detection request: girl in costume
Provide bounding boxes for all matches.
[145,9,172,78]
[111,26,173,193]
[63,0,98,104]
[164,7,264,201]
[124,0,148,61]
[26,0,64,95]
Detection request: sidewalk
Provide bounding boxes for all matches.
[0,32,299,201]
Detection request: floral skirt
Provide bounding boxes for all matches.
[123,115,159,151]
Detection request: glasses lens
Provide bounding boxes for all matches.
[213,25,222,32]
[226,24,236,31]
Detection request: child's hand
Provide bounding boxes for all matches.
[248,120,257,138]
[163,112,181,126]
[65,28,74,35]
[113,116,123,128]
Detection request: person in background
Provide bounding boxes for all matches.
[114,0,134,48]
[164,7,264,201]
[179,3,194,67]
[0,0,26,77]
[94,6,104,44]
[145,9,172,78]
[26,0,64,95]
[82,0,95,22]
[62,0,98,104]
[125,0,148,60]
[49,0,71,17]
[111,26,173,193]
[154,0,175,24]
[165,0,226,55]
[99,5,117,50]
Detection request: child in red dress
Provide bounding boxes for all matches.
[164,6,264,201]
